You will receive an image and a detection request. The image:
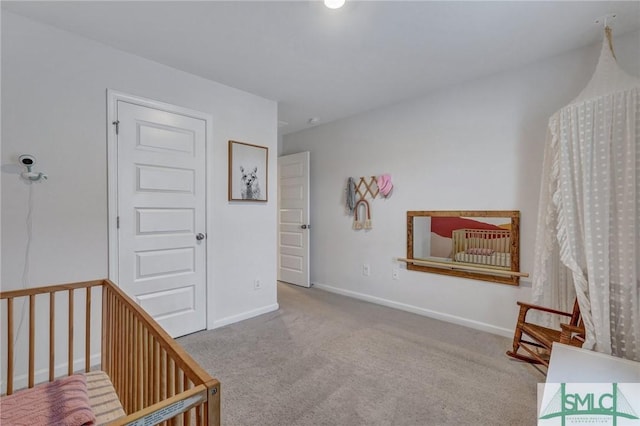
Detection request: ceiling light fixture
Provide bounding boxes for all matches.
[324,0,345,9]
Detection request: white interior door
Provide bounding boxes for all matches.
[116,100,207,337]
[278,152,310,287]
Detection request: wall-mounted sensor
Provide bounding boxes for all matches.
[19,154,47,182]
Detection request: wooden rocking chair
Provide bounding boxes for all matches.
[506,298,585,367]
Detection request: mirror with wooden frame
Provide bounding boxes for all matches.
[404,210,525,285]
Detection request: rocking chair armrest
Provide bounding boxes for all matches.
[560,323,586,345]
[560,323,585,334]
[516,301,573,317]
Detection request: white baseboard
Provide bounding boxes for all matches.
[210,303,279,329]
[312,283,512,338]
[2,353,101,393]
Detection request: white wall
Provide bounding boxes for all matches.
[282,30,640,337]
[1,12,278,381]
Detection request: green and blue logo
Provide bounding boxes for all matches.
[539,383,639,426]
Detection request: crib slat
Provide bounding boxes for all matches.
[151,339,157,405]
[127,310,137,412]
[133,315,138,413]
[111,293,117,394]
[183,375,191,425]
[124,296,131,412]
[29,294,35,388]
[101,286,110,378]
[141,322,147,409]
[129,309,135,412]
[68,289,74,376]
[7,298,14,394]
[116,291,121,390]
[135,317,140,412]
[85,287,91,372]
[123,306,128,412]
[165,353,171,402]
[151,327,156,407]
[119,298,126,406]
[131,310,136,413]
[133,311,139,412]
[145,327,151,408]
[50,292,55,381]
[126,308,132,413]
[196,403,203,426]
[175,368,183,426]
[156,347,161,421]
[110,290,116,377]
[158,342,163,404]
[175,364,182,398]
[131,314,137,413]
[167,357,175,399]
[153,334,158,406]
[137,319,144,411]
[143,326,148,408]
[195,404,201,426]
[111,289,116,378]
[114,296,121,405]
[149,333,154,406]
[110,292,117,390]
[140,321,145,410]
[122,305,128,412]
[111,290,116,377]
[115,293,121,395]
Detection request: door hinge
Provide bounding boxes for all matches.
[117,216,120,229]
[112,120,120,135]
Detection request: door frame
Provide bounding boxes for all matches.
[106,89,214,327]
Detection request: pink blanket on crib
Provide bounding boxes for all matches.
[0,374,96,426]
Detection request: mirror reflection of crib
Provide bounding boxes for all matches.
[452,228,511,268]
[402,211,527,285]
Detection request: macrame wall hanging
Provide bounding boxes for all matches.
[353,199,372,230]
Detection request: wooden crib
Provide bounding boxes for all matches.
[452,228,511,268]
[0,279,220,425]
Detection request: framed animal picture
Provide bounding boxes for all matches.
[228,140,268,202]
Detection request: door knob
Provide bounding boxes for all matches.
[301,224,311,229]
[196,233,206,240]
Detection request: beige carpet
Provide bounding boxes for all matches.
[178,282,542,425]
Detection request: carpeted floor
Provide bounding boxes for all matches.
[177,282,542,425]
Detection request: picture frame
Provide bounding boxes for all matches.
[228,140,268,202]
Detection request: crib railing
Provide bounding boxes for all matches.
[452,228,511,254]
[1,279,220,426]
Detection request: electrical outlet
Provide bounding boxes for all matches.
[362,264,370,276]
[254,279,262,290]
[392,268,400,280]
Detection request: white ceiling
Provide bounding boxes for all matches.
[3,1,640,135]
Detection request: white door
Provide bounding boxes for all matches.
[278,152,310,287]
[116,100,207,337]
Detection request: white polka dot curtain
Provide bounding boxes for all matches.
[532,28,640,361]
